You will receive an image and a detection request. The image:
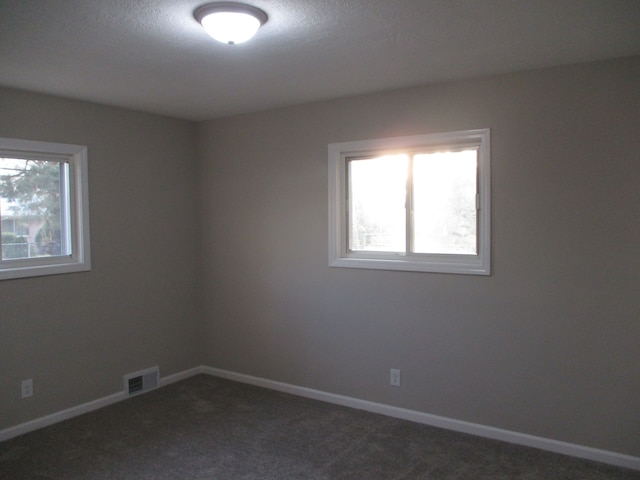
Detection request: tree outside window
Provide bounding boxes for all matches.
[1,158,66,260]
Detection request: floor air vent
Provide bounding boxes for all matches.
[124,366,159,396]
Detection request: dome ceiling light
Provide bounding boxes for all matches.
[194,2,268,45]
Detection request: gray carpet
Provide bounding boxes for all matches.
[1,375,638,479]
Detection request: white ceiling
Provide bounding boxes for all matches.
[1,0,639,121]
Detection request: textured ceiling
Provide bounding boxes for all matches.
[1,0,639,121]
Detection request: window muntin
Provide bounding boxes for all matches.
[329,129,490,275]
[0,138,90,280]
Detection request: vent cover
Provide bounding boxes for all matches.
[123,366,159,396]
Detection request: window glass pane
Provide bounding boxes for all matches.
[413,150,477,254]
[1,157,68,260]
[349,155,407,252]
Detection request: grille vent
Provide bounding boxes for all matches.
[124,366,159,396]
[128,376,144,394]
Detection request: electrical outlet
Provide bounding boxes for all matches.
[21,379,33,399]
[390,368,401,387]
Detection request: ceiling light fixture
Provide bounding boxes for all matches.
[194,2,268,45]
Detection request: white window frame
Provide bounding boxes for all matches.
[0,137,91,280]
[328,129,490,275]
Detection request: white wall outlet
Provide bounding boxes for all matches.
[390,368,401,387]
[21,379,33,399]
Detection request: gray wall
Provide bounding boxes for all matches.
[197,56,640,456]
[1,56,638,458]
[0,88,201,428]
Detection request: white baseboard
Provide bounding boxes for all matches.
[201,366,640,472]
[2,364,638,472]
[0,366,204,442]
[159,365,204,387]
[0,390,127,443]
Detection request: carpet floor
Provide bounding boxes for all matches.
[1,374,638,479]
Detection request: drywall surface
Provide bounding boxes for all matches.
[197,57,640,456]
[0,88,201,429]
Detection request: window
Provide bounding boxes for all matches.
[328,129,490,275]
[0,137,91,280]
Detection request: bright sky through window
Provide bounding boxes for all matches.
[413,150,477,254]
[348,150,477,255]
[349,155,407,252]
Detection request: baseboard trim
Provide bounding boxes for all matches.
[3,365,638,471]
[0,391,128,443]
[159,365,204,387]
[0,366,204,442]
[201,366,640,471]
